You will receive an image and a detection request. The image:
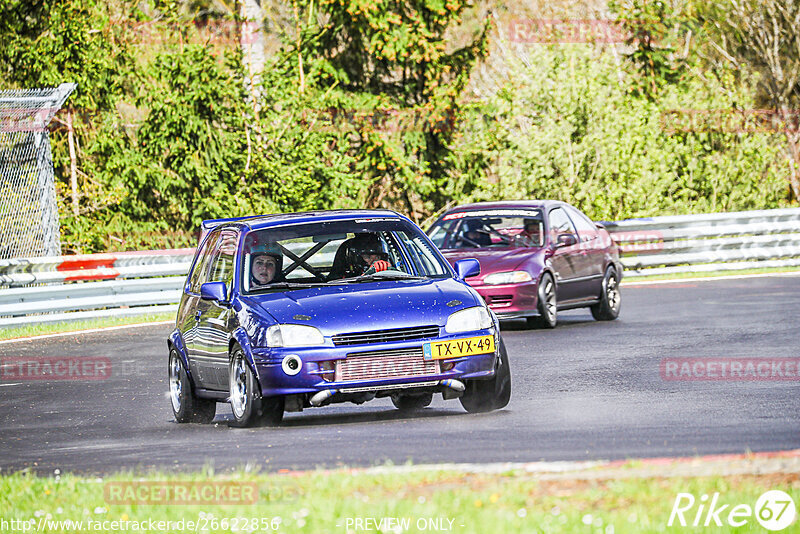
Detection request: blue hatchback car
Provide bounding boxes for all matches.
[168,210,511,427]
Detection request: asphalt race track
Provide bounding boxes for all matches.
[1,275,798,475]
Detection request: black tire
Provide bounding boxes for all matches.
[528,273,557,329]
[391,393,433,411]
[228,346,284,428]
[168,348,216,424]
[460,338,512,413]
[591,266,621,321]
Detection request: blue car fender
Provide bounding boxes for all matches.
[167,329,194,383]
[230,327,261,382]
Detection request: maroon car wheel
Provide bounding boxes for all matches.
[591,266,621,321]
[529,273,557,329]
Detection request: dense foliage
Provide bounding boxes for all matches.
[454,46,789,221]
[0,0,795,253]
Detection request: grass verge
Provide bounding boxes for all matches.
[623,265,800,283]
[0,312,175,341]
[0,466,797,533]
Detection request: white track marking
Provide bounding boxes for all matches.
[0,321,174,345]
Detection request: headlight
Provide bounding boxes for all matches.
[483,271,533,285]
[445,306,492,334]
[266,324,325,347]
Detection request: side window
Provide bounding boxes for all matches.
[380,232,410,274]
[428,220,456,249]
[548,208,577,243]
[207,230,238,285]
[393,231,448,276]
[566,206,599,242]
[188,231,220,293]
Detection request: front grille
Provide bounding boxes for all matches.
[335,347,439,382]
[332,325,439,346]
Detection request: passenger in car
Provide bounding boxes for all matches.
[520,218,543,247]
[250,244,284,288]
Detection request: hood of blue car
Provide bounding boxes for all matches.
[239,278,479,335]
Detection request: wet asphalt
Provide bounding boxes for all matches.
[1,275,798,475]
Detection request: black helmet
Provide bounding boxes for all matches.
[464,219,483,232]
[346,234,388,269]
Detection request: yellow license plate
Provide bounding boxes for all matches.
[423,335,495,360]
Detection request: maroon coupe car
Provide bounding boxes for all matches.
[427,201,622,328]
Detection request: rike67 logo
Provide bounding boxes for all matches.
[668,490,796,531]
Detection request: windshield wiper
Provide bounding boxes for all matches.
[329,273,426,284]
[252,281,328,292]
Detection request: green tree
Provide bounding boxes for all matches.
[275,0,491,221]
[611,0,687,99]
[0,0,134,250]
[455,45,790,220]
[700,0,800,201]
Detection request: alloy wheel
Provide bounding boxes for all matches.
[230,354,248,419]
[169,353,182,414]
[543,279,556,321]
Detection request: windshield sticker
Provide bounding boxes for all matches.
[442,209,542,221]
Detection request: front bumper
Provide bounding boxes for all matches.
[472,280,540,320]
[251,330,499,397]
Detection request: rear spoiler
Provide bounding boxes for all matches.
[198,215,264,244]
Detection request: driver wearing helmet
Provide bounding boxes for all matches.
[249,243,284,288]
[327,233,393,280]
[348,233,392,275]
[458,220,491,248]
[520,218,542,247]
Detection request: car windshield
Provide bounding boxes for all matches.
[242,217,450,292]
[428,209,545,250]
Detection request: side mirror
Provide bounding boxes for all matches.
[200,281,228,303]
[454,258,480,279]
[556,234,578,248]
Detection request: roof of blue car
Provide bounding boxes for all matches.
[202,209,403,232]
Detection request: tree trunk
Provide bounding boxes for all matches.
[239,0,265,99]
[293,1,305,94]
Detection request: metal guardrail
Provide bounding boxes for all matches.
[0,207,798,328]
[604,207,800,276]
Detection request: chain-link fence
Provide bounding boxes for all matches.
[0,83,75,259]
